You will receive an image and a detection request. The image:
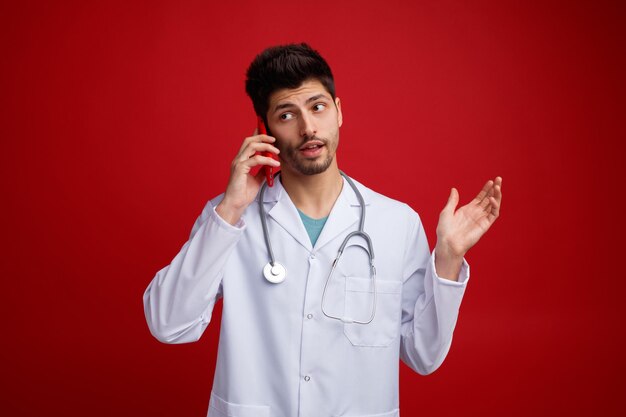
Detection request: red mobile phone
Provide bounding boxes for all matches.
[257,116,275,187]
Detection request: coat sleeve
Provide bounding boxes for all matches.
[143,199,245,344]
[399,209,470,375]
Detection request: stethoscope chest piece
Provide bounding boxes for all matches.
[263,262,286,284]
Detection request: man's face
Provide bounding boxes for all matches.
[266,79,342,176]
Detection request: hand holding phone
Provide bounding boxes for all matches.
[216,119,279,225]
[257,117,276,187]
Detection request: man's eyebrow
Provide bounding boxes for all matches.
[305,94,329,104]
[272,94,331,113]
[273,102,295,113]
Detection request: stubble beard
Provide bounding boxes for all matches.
[280,133,338,176]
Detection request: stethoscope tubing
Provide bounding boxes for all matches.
[259,171,377,324]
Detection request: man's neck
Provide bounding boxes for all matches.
[280,163,343,219]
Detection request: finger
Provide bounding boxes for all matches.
[240,142,280,161]
[442,188,459,214]
[481,176,503,206]
[493,184,502,204]
[240,133,274,149]
[486,196,500,223]
[241,154,281,169]
[473,180,494,205]
[238,134,276,155]
[479,185,496,209]
[493,177,503,202]
[492,181,502,214]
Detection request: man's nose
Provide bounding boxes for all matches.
[299,113,316,138]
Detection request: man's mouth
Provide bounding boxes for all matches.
[299,140,325,157]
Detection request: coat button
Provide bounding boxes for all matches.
[307,314,313,319]
[304,375,311,382]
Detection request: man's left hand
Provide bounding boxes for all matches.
[434,177,503,280]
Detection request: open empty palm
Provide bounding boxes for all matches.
[436,177,503,257]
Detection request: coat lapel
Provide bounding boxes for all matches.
[262,174,371,253]
[264,178,313,251]
[313,175,370,251]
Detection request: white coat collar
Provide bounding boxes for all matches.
[259,172,370,252]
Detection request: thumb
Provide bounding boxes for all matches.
[443,187,459,213]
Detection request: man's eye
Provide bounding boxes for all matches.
[280,113,294,120]
[313,103,326,112]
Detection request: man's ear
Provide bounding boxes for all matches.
[335,97,343,128]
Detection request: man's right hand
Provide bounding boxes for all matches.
[215,129,281,226]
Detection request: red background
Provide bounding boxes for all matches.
[2,0,624,416]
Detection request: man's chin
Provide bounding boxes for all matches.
[291,158,333,176]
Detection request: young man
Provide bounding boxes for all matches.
[144,43,502,417]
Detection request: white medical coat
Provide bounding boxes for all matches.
[144,175,469,417]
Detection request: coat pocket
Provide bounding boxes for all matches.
[208,392,270,417]
[343,277,402,347]
[333,407,400,417]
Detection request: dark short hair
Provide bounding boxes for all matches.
[245,43,336,122]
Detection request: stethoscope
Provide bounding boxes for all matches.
[259,171,377,324]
